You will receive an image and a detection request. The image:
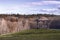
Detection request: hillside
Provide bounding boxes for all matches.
[0,29,60,40]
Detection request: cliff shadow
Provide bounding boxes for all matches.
[49,20,60,29]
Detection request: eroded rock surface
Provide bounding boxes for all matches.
[0,15,59,34]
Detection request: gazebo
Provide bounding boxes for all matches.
[39,17,49,29]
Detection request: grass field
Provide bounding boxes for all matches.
[0,29,60,40]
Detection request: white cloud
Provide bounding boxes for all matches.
[0,1,60,14]
[41,8,58,12]
[24,1,60,6]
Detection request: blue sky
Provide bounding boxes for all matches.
[0,0,60,15]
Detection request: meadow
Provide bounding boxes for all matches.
[0,29,60,40]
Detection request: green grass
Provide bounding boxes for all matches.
[0,29,60,40]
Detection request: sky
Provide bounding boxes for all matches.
[0,0,60,15]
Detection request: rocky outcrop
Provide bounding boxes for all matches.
[0,15,59,34]
[0,18,9,34]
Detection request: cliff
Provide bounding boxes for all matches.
[0,14,59,34]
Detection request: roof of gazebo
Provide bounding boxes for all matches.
[39,17,49,20]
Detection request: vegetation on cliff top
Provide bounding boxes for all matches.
[0,14,57,18]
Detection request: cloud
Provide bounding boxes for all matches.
[24,1,60,6]
[0,1,60,14]
[41,8,58,12]
[31,8,59,14]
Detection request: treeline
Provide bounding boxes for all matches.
[0,14,57,18]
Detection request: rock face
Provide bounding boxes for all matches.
[0,17,31,34]
[0,18,9,34]
[0,15,59,34]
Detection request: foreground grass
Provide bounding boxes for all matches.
[0,29,60,40]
